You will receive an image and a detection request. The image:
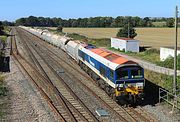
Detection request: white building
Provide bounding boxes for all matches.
[111,37,139,52]
[160,47,180,61]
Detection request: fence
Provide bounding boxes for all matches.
[159,88,180,110]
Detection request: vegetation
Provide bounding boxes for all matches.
[157,55,180,70]
[88,38,111,47]
[166,18,174,27]
[0,21,9,39]
[66,33,110,47]
[56,26,63,32]
[116,23,137,38]
[0,22,4,35]
[0,36,7,42]
[1,21,14,26]
[0,76,7,96]
[152,22,166,27]
[67,33,87,41]
[0,21,8,57]
[0,75,7,118]
[145,69,180,92]
[15,16,174,27]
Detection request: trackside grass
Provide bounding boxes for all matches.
[0,75,7,119]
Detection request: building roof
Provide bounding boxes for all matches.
[112,37,139,42]
[89,48,135,65]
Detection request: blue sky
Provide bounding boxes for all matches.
[1,0,180,21]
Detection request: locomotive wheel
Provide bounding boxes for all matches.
[110,89,116,101]
[105,85,111,95]
[111,93,116,101]
[129,95,136,104]
[97,81,101,86]
[100,80,105,90]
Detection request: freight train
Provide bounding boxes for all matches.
[20,26,145,104]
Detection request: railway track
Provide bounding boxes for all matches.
[17,28,134,122]
[17,27,159,122]
[11,28,100,122]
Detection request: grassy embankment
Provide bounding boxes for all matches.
[0,26,10,43]
[0,75,7,118]
[0,26,9,119]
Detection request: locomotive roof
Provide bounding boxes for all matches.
[89,48,135,65]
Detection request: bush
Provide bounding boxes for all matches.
[144,49,159,55]
[0,75,7,96]
[157,54,180,70]
[89,38,110,47]
[67,33,87,41]
[116,24,137,38]
[56,26,63,32]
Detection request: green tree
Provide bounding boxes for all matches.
[15,18,27,26]
[116,24,137,38]
[166,18,174,27]
[56,26,63,32]
[0,21,4,35]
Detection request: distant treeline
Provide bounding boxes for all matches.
[15,16,179,27]
[1,16,179,27]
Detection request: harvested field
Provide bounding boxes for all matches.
[62,28,180,48]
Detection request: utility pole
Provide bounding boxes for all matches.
[128,22,130,38]
[172,5,178,113]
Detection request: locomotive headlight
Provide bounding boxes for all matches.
[119,84,123,87]
[136,83,144,89]
[117,84,124,91]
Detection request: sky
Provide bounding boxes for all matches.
[1,0,180,22]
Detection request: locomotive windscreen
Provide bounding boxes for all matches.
[116,65,144,80]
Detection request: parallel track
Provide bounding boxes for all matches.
[17,28,132,122]
[18,27,159,122]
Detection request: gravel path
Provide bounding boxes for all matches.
[1,46,58,121]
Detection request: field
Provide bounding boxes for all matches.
[63,28,180,48]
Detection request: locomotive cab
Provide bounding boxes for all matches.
[115,65,145,103]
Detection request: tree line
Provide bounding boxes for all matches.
[0,22,5,35]
[15,16,177,28]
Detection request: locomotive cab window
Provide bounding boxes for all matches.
[116,68,129,80]
[119,70,128,79]
[78,50,85,60]
[78,50,82,57]
[131,69,143,78]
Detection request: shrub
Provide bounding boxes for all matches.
[158,54,180,70]
[144,49,159,55]
[56,26,63,32]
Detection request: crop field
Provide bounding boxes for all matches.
[62,28,180,48]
